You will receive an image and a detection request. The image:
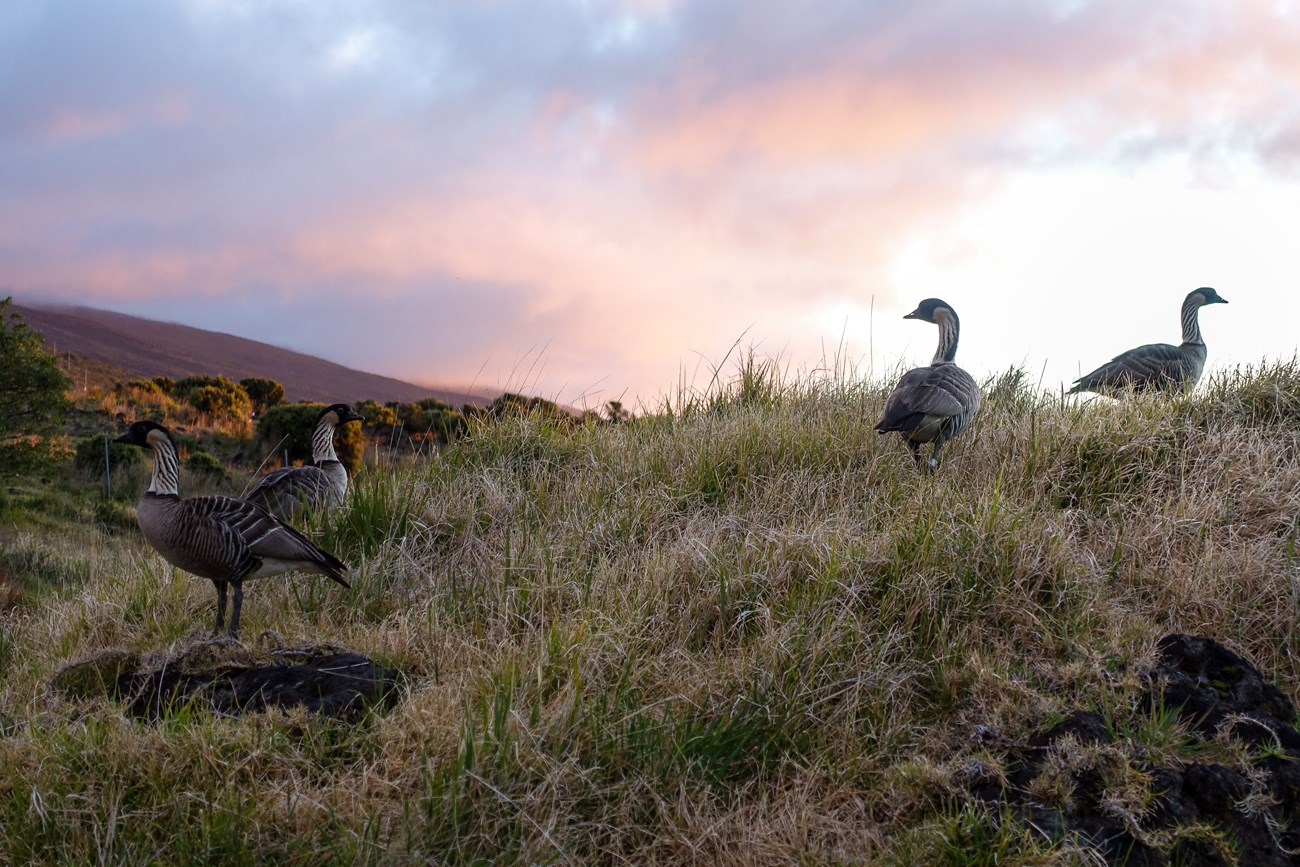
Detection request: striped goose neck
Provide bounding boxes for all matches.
[1180,295,1205,346]
[932,308,960,364]
[146,435,181,496]
[311,416,340,464]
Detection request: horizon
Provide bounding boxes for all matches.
[4,1,1299,411]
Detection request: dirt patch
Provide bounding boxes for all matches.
[967,634,1300,865]
[54,639,402,721]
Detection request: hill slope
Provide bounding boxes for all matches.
[3,360,1300,862]
[14,302,495,406]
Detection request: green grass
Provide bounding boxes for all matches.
[2,359,1300,863]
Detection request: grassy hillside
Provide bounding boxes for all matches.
[3,357,1300,863]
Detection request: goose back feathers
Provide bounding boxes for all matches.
[875,298,981,470]
[1069,287,1228,396]
[116,420,349,636]
[246,403,364,520]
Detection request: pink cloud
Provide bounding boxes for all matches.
[8,1,1300,403]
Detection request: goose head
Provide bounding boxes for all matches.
[903,298,958,325]
[114,419,175,451]
[319,403,365,426]
[1188,287,1228,307]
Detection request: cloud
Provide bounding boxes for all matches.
[3,0,1299,402]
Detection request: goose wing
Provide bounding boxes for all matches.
[246,465,333,519]
[184,495,350,586]
[1070,342,1188,394]
[875,365,977,433]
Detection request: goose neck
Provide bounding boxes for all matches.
[311,418,339,464]
[147,437,181,496]
[1180,296,1204,346]
[932,310,960,364]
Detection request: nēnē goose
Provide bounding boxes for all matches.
[1069,287,1228,396]
[245,403,364,520]
[114,420,350,637]
[874,298,982,471]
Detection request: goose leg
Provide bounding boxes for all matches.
[926,430,949,473]
[228,580,245,637]
[213,581,228,634]
[907,439,923,466]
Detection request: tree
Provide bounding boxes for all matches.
[240,377,285,415]
[0,297,71,476]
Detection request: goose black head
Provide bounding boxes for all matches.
[1190,287,1228,306]
[114,419,175,450]
[903,298,957,324]
[319,403,365,426]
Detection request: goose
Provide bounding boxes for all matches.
[114,420,350,637]
[246,403,364,520]
[1069,287,1228,396]
[875,298,982,471]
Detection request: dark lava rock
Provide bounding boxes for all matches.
[1004,709,1113,791]
[1030,710,1114,749]
[1147,766,1199,827]
[1149,633,1300,752]
[55,643,402,721]
[964,635,1300,866]
[1182,763,1249,815]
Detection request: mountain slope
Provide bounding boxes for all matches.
[15,302,495,406]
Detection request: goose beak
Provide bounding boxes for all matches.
[112,432,131,444]
[903,310,920,320]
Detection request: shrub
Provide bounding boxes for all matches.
[123,379,162,395]
[186,450,226,479]
[486,391,569,422]
[0,297,70,476]
[257,403,362,475]
[176,375,251,424]
[240,377,285,415]
[355,400,397,427]
[73,435,144,475]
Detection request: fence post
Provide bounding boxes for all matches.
[103,434,112,499]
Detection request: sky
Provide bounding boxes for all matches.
[3,0,1299,411]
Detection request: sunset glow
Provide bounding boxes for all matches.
[4,0,1299,408]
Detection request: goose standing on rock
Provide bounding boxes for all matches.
[875,298,982,471]
[1069,287,1228,396]
[246,403,364,520]
[114,420,350,637]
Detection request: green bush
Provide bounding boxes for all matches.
[185,450,226,479]
[0,297,70,476]
[174,375,252,423]
[73,435,144,475]
[122,379,162,395]
[240,377,285,415]
[355,400,397,427]
[256,403,362,475]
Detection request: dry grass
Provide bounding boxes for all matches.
[3,355,1300,864]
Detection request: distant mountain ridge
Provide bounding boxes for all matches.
[14,302,496,407]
